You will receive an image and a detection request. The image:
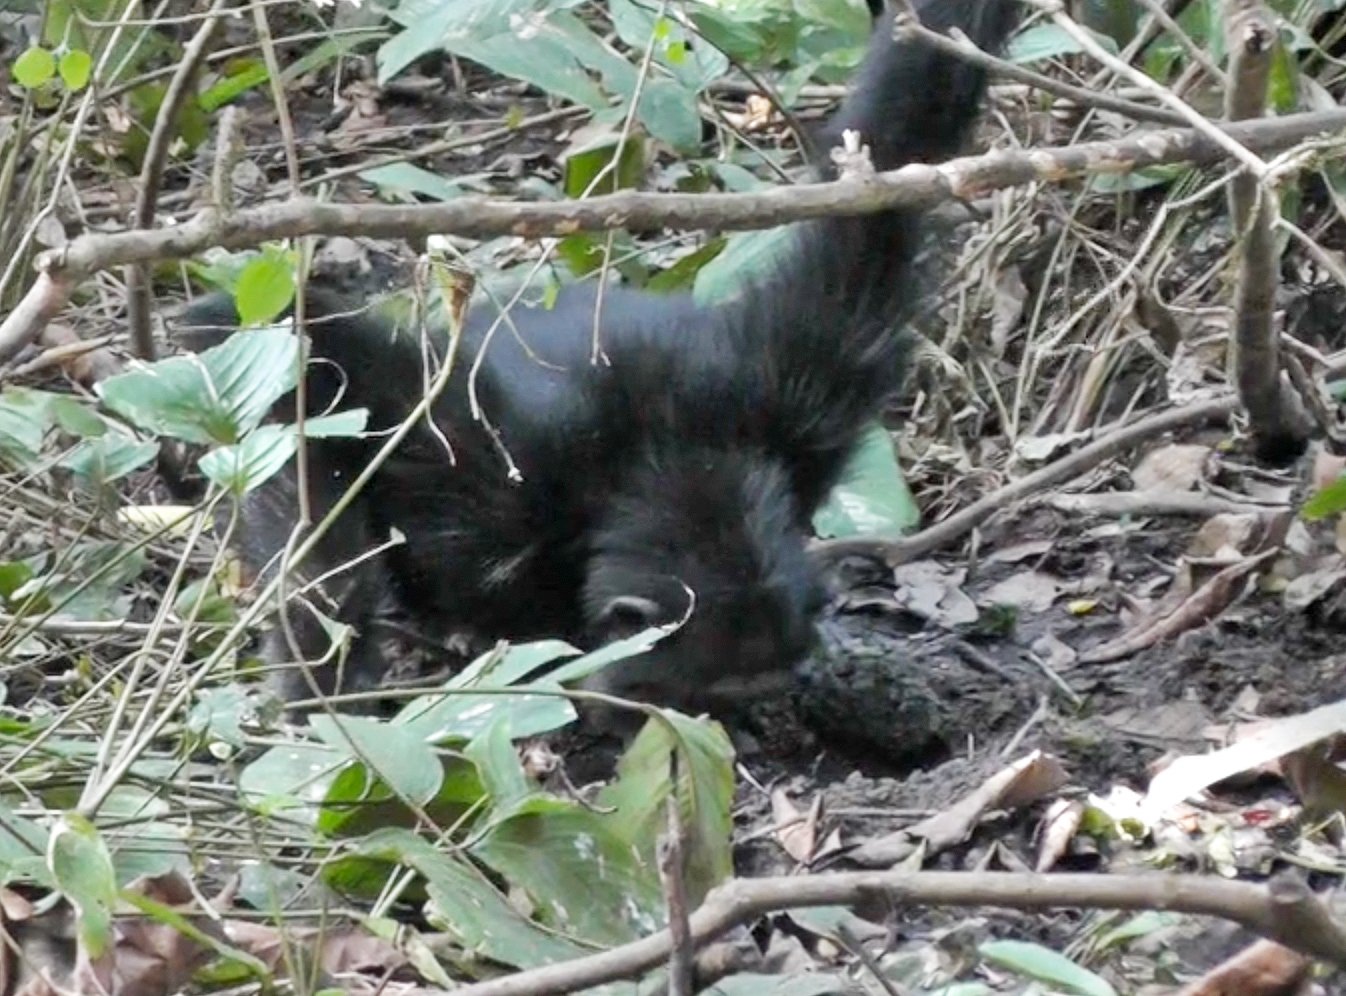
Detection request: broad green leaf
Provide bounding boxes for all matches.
[310,714,445,807]
[59,435,158,488]
[198,423,296,494]
[351,827,590,969]
[58,48,92,90]
[0,388,56,465]
[1304,475,1346,520]
[239,741,345,817]
[693,227,794,305]
[48,814,117,957]
[979,939,1117,996]
[13,47,56,88]
[396,640,584,743]
[645,239,727,293]
[316,755,484,840]
[464,717,532,808]
[474,796,663,945]
[596,711,734,904]
[1007,24,1090,63]
[813,424,919,539]
[234,252,296,327]
[359,163,469,201]
[563,130,646,198]
[97,327,300,445]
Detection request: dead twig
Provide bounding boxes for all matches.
[7,108,1346,363]
[1224,0,1310,460]
[444,870,1346,996]
[124,0,230,359]
[813,396,1237,567]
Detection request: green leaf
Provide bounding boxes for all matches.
[47,814,117,958]
[239,741,345,822]
[58,48,92,90]
[359,163,470,201]
[234,252,296,327]
[13,47,56,88]
[979,939,1117,996]
[813,424,919,539]
[310,714,445,807]
[563,130,646,198]
[464,717,532,808]
[58,435,158,489]
[596,711,734,905]
[1007,24,1090,63]
[98,327,300,445]
[693,227,794,305]
[350,827,590,969]
[474,796,664,945]
[0,797,50,886]
[645,238,727,294]
[1304,475,1346,520]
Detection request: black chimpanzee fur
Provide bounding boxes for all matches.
[179,0,1018,713]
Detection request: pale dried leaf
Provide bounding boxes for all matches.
[1133,443,1211,492]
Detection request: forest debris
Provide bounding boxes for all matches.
[1280,734,1346,818]
[850,751,1068,868]
[981,570,1061,613]
[1080,548,1277,664]
[1174,938,1311,996]
[1143,698,1346,819]
[1035,798,1083,872]
[891,561,979,627]
[771,788,821,865]
[1132,443,1213,491]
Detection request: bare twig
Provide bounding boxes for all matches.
[1024,0,1270,178]
[658,795,693,996]
[6,108,1346,362]
[124,0,230,359]
[1224,0,1309,460]
[893,7,1189,127]
[443,870,1346,996]
[813,396,1237,567]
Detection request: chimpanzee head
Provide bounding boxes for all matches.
[579,448,826,717]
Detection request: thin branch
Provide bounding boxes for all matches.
[812,396,1237,567]
[1024,0,1270,178]
[892,6,1189,127]
[124,0,230,359]
[444,870,1346,996]
[4,107,1346,364]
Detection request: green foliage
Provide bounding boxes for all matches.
[979,939,1117,996]
[222,638,735,975]
[1304,474,1346,520]
[813,424,921,539]
[48,813,118,958]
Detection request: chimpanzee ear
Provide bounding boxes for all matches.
[594,595,664,638]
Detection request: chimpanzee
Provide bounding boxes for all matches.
[180,0,1017,713]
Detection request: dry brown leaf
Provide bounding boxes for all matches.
[1144,697,1346,818]
[1175,938,1311,996]
[1132,443,1212,492]
[1034,798,1082,872]
[850,751,1068,867]
[770,788,819,864]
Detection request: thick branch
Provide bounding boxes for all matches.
[4,109,1346,363]
[445,870,1346,996]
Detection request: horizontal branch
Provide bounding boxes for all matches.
[4,108,1346,365]
[447,869,1346,996]
[38,108,1346,278]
